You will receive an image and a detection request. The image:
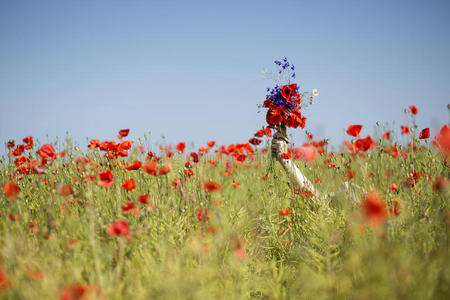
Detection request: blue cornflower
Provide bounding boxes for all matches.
[274,60,282,66]
[266,86,295,110]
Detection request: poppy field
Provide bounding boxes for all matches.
[1,57,450,300]
[1,107,449,299]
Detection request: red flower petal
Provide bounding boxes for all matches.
[419,128,430,139]
[346,125,362,137]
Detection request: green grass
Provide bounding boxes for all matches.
[0,135,449,299]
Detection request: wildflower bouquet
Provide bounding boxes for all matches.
[261,58,319,195]
[264,84,306,129]
[262,58,315,129]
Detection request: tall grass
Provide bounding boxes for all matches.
[0,132,449,299]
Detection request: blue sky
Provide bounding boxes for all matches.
[1,0,449,153]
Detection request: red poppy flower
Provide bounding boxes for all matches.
[383,131,391,139]
[189,152,199,163]
[254,127,272,138]
[266,107,284,126]
[211,198,222,206]
[293,144,316,162]
[28,220,39,234]
[117,129,130,139]
[408,105,418,115]
[254,129,264,137]
[184,169,194,178]
[280,84,297,101]
[248,138,262,146]
[0,266,11,291]
[3,181,20,200]
[263,98,273,108]
[60,284,87,300]
[284,109,306,129]
[389,183,399,191]
[158,163,172,175]
[361,191,387,226]
[404,170,420,188]
[401,125,410,135]
[59,284,104,300]
[354,136,376,152]
[98,170,114,187]
[196,208,210,222]
[8,213,22,221]
[387,145,399,158]
[207,141,215,148]
[121,201,136,212]
[346,125,362,137]
[346,169,354,179]
[121,178,136,191]
[197,146,208,154]
[233,246,247,258]
[37,144,56,163]
[58,185,73,196]
[401,149,408,159]
[22,136,33,149]
[176,142,186,154]
[172,178,180,188]
[235,154,246,163]
[206,226,218,235]
[107,219,129,237]
[99,141,110,151]
[203,181,222,192]
[280,152,291,159]
[146,151,160,161]
[419,128,430,139]
[119,141,132,150]
[433,125,450,157]
[279,208,292,216]
[117,149,129,157]
[185,161,194,169]
[26,266,43,281]
[126,161,142,171]
[138,194,150,204]
[231,181,240,188]
[433,176,448,191]
[142,162,158,176]
[89,139,100,149]
[10,144,25,157]
[14,155,30,167]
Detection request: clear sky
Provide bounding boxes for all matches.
[1,0,449,153]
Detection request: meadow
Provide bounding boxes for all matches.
[0,115,449,299]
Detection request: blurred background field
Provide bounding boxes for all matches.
[0,123,449,299]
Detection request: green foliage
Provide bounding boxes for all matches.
[0,138,449,300]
